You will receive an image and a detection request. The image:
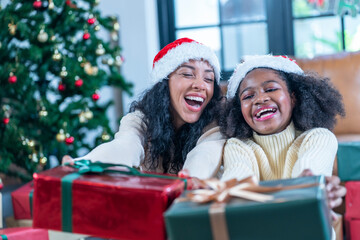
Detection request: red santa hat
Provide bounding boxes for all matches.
[150,38,221,84]
[227,55,304,98]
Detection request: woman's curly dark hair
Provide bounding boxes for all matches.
[220,68,345,139]
[130,79,221,174]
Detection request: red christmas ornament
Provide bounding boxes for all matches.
[58,83,66,91]
[65,136,74,145]
[87,18,96,25]
[92,93,100,101]
[75,78,83,87]
[8,75,17,84]
[83,32,90,40]
[33,0,42,9]
[65,0,71,5]
[3,118,10,125]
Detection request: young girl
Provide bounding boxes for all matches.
[64,38,225,178]
[220,55,346,210]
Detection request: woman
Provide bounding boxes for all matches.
[64,38,225,179]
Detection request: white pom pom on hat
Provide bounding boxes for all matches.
[150,38,221,84]
[226,55,304,98]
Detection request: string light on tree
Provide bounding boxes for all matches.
[101,130,111,141]
[48,0,54,10]
[39,106,48,118]
[114,55,124,67]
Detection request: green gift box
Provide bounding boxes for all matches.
[337,141,360,181]
[164,176,331,240]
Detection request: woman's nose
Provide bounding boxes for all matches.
[192,77,206,90]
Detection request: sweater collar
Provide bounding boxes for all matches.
[252,121,296,148]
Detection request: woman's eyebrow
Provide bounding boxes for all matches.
[179,65,195,70]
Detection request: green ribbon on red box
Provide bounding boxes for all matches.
[61,160,187,232]
[0,235,8,240]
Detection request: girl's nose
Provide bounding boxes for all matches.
[255,92,270,104]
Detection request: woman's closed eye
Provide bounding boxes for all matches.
[181,73,194,78]
[242,94,254,100]
[265,88,278,92]
[204,77,214,83]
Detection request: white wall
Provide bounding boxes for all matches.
[99,0,159,129]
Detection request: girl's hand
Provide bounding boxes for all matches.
[325,175,346,210]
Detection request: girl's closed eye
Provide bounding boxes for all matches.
[242,93,254,100]
[181,73,194,78]
[265,88,278,92]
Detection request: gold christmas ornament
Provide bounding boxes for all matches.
[95,43,105,56]
[56,129,66,142]
[94,24,101,31]
[0,42,2,49]
[8,22,17,35]
[84,62,98,76]
[50,35,56,41]
[106,58,114,66]
[101,132,110,141]
[39,106,48,117]
[40,156,48,164]
[48,0,54,9]
[113,22,120,31]
[28,140,35,147]
[114,55,123,67]
[111,31,118,41]
[52,48,62,61]
[79,112,87,123]
[84,108,93,119]
[37,28,49,43]
[60,66,68,78]
[94,0,100,6]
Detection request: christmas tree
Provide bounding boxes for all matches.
[0,0,133,180]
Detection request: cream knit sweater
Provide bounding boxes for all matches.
[76,110,226,178]
[221,122,337,181]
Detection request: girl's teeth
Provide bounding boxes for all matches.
[185,96,204,102]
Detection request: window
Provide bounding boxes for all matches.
[158,0,360,77]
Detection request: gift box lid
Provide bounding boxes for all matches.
[337,141,360,181]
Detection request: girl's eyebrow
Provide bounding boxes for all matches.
[240,80,279,96]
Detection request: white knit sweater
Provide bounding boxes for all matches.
[76,110,226,179]
[221,122,337,181]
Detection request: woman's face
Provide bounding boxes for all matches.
[168,60,215,129]
[238,68,295,135]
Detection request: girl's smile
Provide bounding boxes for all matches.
[239,68,295,135]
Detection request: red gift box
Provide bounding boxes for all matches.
[33,162,186,240]
[345,216,360,240]
[11,181,33,220]
[0,227,48,240]
[345,181,360,218]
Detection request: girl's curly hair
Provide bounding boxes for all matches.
[220,68,345,139]
[130,79,221,174]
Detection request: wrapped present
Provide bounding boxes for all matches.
[33,160,186,240]
[337,142,360,181]
[11,181,33,220]
[0,227,49,240]
[165,176,332,240]
[345,216,360,240]
[345,181,360,218]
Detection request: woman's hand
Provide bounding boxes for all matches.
[62,155,74,165]
[178,169,204,190]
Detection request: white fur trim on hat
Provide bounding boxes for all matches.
[226,55,304,98]
[150,41,221,84]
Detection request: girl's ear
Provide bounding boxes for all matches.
[291,92,296,109]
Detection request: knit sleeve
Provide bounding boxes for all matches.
[221,138,260,181]
[182,125,226,179]
[291,128,337,178]
[74,110,146,167]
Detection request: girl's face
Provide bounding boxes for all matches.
[168,60,215,129]
[238,68,295,135]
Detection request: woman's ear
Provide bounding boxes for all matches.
[291,92,296,108]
